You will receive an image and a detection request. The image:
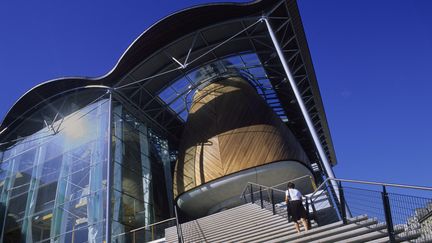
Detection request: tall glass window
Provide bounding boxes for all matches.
[111,100,172,243]
[0,90,175,243]
[0,90,109,243]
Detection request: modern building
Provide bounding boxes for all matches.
[0,0,338,242]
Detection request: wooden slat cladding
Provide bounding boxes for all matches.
[174,76,309,197]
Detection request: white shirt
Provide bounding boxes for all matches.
[285,188,302,201]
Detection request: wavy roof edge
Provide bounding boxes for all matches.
[0,0,268,130]
[0,0,337,165]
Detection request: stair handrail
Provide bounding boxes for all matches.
[241,177,432,243]
[271,175,315,189]
[174,205,184,243]
[306,177,432,220]
[112,217,176,239]
[240,181,285,204]
[241,177,432,206]
[241,181,285,194]
[240,174,317,199]
[307,177,432,200]
[307,177,432,242]
[240,179,317,224]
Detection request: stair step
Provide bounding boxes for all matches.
[196,207,272,224]
[194,209,273,228]
[313,222,387,243]
[171,205,284,242]
[175,211,260,233]
[289,218,378,243]
[212,222,294,243]
[192,203,261,220]
[336,225,405,243]
[251,214,369,243]
[234,222,318,243]
[178,211,267,232]
[165,200,424,243]
[185,214,287,241]
[366,228,423,243]
[396,229,424,243]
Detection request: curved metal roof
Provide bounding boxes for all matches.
[0,0,337,166]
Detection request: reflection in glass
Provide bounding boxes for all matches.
[111,101,172,243]
[0,91,109,243]
[0,91,174,243]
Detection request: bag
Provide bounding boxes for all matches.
[286,201,293,221]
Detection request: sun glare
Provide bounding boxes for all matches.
[63,116,87,140]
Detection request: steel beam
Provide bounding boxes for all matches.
[106,90,113,243]
[262,17,340,199]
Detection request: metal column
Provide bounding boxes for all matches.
[262,17,340,199]
[106,90,113,243]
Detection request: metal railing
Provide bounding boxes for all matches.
[239,175,316,201]
[239,177,432,242]
[307,178,432,243]
[241,182,291,218]
[271,175,317,191]
[240,175,317,228]
[174,176,431,243]
[111,217,176,243]
[174,204,184,243]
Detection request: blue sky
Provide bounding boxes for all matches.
[0,1,431,188]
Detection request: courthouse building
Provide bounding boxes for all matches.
[0,0,337,242]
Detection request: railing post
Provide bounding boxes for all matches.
[382,186,395,243]
[260,186,264,209]
[325,181,343,221]
[305,197,311,229]
[271,189,276,215]
[174,205,184,243]
[338,182,347,224]
[310,196,318,225]
[250,184,254,204]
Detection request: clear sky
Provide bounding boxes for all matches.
[0,1,431,187]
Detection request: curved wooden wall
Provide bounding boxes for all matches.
[174,76,309,197]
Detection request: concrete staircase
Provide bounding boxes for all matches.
[165,203,425,243]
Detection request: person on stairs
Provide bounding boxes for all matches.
[285,182,310,233]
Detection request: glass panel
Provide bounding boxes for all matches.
[0,159,8,196]
[158,87,177,104]
[110,101,172,242]
[241,53,261,65]
[171,77,190,94]
[156,52,289,123]
[0,91,109,243]
[170,98,185,114]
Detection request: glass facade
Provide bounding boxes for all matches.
[157,53,289,122]
[0,90,174,243]
[111,100,173,242]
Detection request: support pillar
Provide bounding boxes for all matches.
[262,16,340,200]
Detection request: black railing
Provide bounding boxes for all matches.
[174,204,184,243]
[308,178,432,242]
[239,177,432,242]
[240,175,316,229]
[241,182,290,219]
